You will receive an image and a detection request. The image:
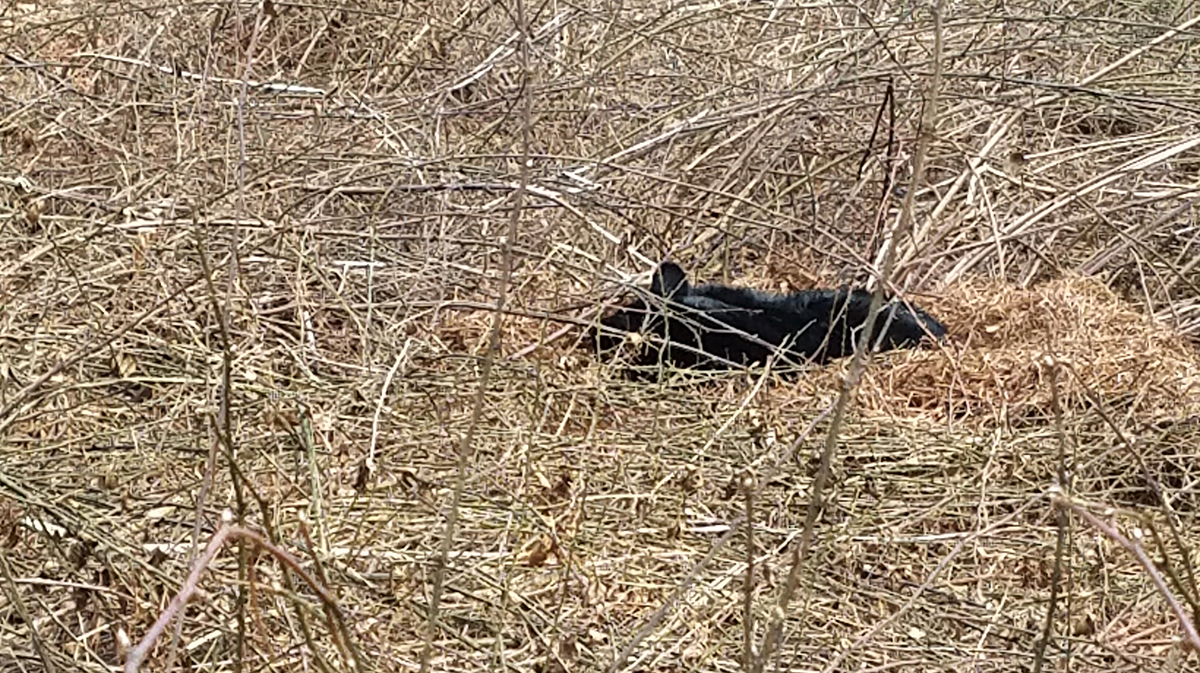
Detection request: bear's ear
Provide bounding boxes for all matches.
[651,262,689,299]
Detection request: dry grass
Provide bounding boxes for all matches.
[2,0,1200,672]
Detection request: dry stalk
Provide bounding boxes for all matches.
[913,12,1200,283]
[194,7,269,673]
[124,520,359,673]
[0,551,56,673]
[1032,356,1074,673]
[4,2,1200,672]
[195,224,252,673]
[741,468,756,671]
[417,0,535,669]
[754,2,945,669]
[1060,361,1200,618]
[0,283,191,436]
[818,492,1048,673]
[1053,494,1200,653]
[608,399,835,673]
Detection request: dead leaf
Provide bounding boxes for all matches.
[518,534,556,567]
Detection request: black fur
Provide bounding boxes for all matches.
[590,262,947,375]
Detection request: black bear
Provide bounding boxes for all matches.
[590,261,947,375]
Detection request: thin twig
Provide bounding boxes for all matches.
[418,0,535,669]
[755,2,945,668]
[1054,495,1200,652]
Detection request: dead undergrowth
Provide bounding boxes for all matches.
[2,1,1200,672]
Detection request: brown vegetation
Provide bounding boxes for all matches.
[1,1,1199,672]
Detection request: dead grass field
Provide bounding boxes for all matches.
[2,1,1200,672]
